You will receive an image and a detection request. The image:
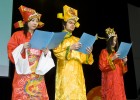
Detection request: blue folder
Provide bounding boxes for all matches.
[29,30,67,50]
[117,42,132,59]
[77,32,97,54]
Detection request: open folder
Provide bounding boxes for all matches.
[76,32,97,54]
[29,30,67,50]
[117,42,132,59]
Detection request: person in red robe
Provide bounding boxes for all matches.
[7,5,54,100]
[99,27,128,100]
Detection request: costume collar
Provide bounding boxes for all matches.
[62,30,72,38]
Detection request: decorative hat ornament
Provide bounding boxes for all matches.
[57,5,80,28]
[105,27,117,39]
[14,5,44,28]
[95,27,117,41]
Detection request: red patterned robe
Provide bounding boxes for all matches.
[7,31,49,100]
[99,49,127,100]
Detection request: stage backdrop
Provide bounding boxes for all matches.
[128,4,140,95]
[0,0,13,77]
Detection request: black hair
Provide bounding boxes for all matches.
[62,20,66,29]
[23,22,29,38]
[106,36,118,54]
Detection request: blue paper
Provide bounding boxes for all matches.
[29,30,67,50]
[117,42,132,59]
[77,32,97,54]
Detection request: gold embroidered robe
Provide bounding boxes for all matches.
[53,32,94,100]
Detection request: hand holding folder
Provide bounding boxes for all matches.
[76,32,97,54]
[117,42,132,59]
[29,30,67,50]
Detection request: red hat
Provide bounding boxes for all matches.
[14,5,44,28]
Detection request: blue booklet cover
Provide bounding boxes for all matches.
[117,42,132,59]
[77,32,97,54]
[29,30,67,50]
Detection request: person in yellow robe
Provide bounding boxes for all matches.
[53,5,94,100]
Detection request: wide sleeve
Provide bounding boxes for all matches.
[53,43,94,65]
[79,53,94,65]
[99,49,115,72]
[118,59,128,74]
[12,44,31,74]
[35,50,55,75]
[53,40,69,60]
[54,45,93,64]
[122,64,128,74]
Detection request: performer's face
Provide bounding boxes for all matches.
[112,36,117,47]
[64,19,76,33]
[28,18,39,31]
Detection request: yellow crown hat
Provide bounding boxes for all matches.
[105,27,117,39]
[94,27,117,41]
[57,5,80,28]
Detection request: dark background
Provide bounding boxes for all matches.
[0,0,139,100]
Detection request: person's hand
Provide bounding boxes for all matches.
[112,53,120,61]
[122,56,127,64]
[42,48,49,56]
[86,46,93,54]
[70,42,82,50]
[23,42,30,49]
